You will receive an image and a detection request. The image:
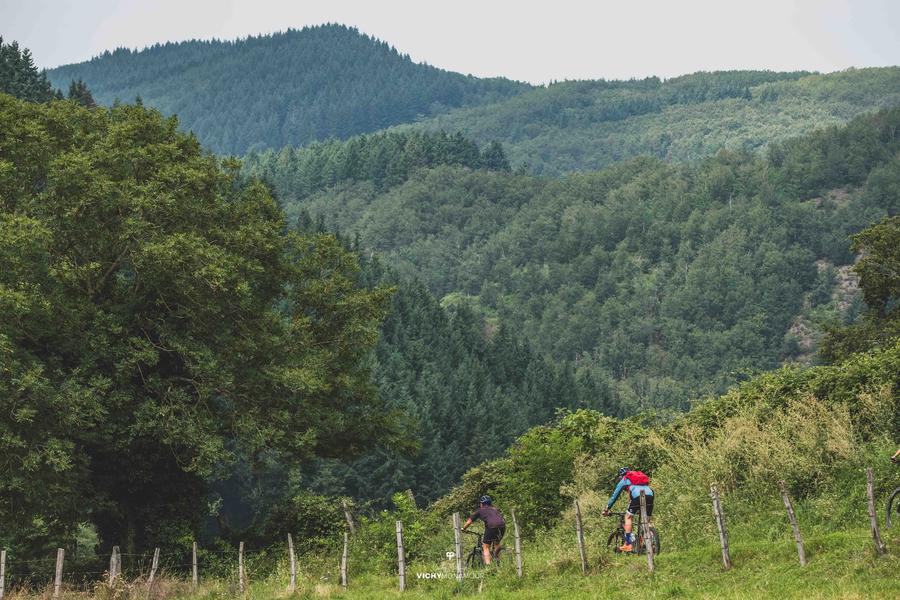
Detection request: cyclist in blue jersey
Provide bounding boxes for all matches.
[602,467,654,553]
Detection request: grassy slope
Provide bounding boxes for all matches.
[163,519,900,599]
[405,68,900,175]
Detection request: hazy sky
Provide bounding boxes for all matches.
[2,0,898,83]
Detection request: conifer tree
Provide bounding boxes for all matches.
[67,78,95,107]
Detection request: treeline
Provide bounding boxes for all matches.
[46,24,530,154]
[0,36,58,102]
[1,37,95,106]
[407,67,900,174]
[242,130,510,202]
[265,106,900,415]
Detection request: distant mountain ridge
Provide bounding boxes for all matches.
[403,67,900,174]
[46,24,531,154]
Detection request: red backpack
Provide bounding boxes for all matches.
[625,470,650,485]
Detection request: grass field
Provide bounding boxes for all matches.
[5,515,897,600]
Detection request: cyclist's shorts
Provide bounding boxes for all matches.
[627,494,654,517]
[484,525,506,543]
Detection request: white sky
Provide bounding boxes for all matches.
[1,0,898,84]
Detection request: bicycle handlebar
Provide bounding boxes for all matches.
[461,529,482,536]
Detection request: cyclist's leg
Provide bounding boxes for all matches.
[493,527,505,559]
[623,495,642,549]
[483,527,499,564]
[482,542,492,564]
[623,511,634,546]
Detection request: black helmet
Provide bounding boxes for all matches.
[618,467,629,477]
[479,495,492,505]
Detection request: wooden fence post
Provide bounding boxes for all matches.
[53,548,64,600]
[287,534,296,592]
[395,521,406,592]
[146,547,160,599]
[709,485,732,569]
[192,542,198,589]
[341,500,357,535]
[574,500,588,575]
[1,548,6,600]
[778,481,807,566]
[639,492,654,573]
[511,508,523,578]
[866,467,886,556]
[452,512,463,581]
[109,545,120,586]
[238,541,246,594]
[340,531,349,589]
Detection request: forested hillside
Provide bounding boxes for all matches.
[3,32,900,598]
[253,107,900,416]
[404,68,900,174]
[46,25,530,154]
[295,260,610,508]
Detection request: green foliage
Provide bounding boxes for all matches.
[46,25,530,155]
[820,215,900,362]
[67,79,95,108]
[0,37,58,102]
[241,130,510,204]
[299,274,608,506]
[258,491,343,553]
[0,93,394,557]
[432,339,898,550]
[494,423,583,530]
[850,215,900,316]
[267,107,900,417]
[405,68,900,175]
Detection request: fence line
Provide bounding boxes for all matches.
[2,470,891,593]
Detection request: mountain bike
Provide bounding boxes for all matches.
[462,528,501,568]
[605,511,660,555]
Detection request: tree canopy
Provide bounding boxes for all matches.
[256,106,900,416]
[0,93,394,553]
[405,68,900,174]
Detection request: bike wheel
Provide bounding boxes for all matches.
[466,549,483,570]
[607,528,625,552]
[635,527,660,555]
[887,488,900,528]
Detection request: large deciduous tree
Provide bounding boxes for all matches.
[0,93,393,554]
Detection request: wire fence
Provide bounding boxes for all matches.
[0,544,283,595]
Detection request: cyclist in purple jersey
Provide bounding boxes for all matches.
[462,495,505,564]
